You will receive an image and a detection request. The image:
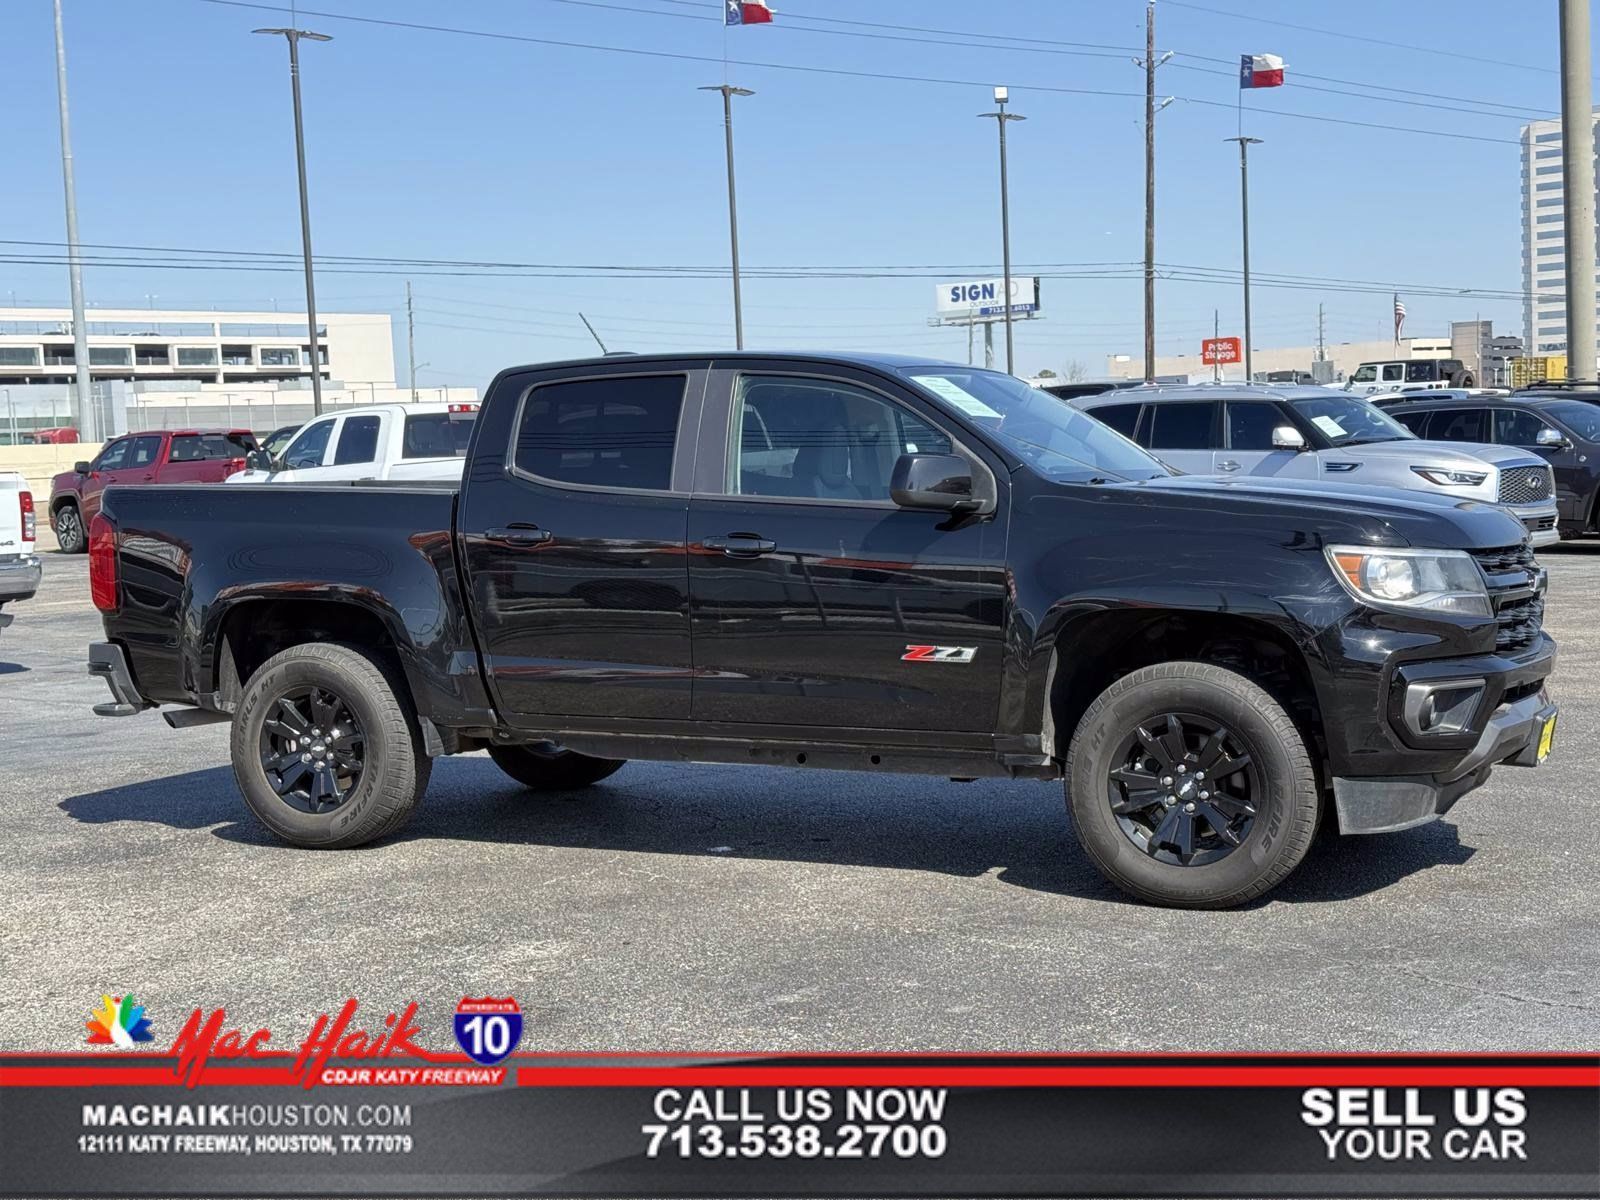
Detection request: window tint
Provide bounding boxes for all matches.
[1381,364,1405,382]
[94,439,131,471]
[1494,408,1547,447]
[127,435,163,468]
[334,415,382,465]
[1146,402,1217,450]
[402,412,474,459]
[1392,410,1432,437]
[1093,403,1142,440]
[1226,402,1285,451]
[1405,361,1442,382]
[169,433,255,461]
[1428,409,1489,443]
[1350,365,1377,383]
[514,374,685,491]
[283,419,335,469]
[733,375,950,501]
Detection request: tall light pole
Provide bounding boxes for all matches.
[1225,136,1263,382]
[700,84,754,350]
[1558,0,1596,381]
[1139,4,1174,384]
[255,26,331,415]
[52,0,96,441]
[980,87,1026,375]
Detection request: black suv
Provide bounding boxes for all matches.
[1381,392,1600,538]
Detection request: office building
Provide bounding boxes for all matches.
[1519,110,1600,357]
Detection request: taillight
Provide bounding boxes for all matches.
[89,513,119,613]
[221,457,247,477]
[19,491,35,543]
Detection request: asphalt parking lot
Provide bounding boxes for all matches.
[3,538,1597,1053]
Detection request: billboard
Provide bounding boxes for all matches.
[935,277,1040,318]
[1202,336,1242,365]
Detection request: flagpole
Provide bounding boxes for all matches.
[702,83,753,350]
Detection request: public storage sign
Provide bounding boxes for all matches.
[935,277,1040,317]
[1202,336,1243,365]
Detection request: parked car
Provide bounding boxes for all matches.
[0,472,40,638]
[1382,392,1600,539]
[259,423,301,460]
[88,352,1557,909]
[24,427,79,445]
[48,428,257,553]
[1370,388,1509,404]
[1035,379,1150,402]
[1074,384,1561,547]
[1342,358,1475,394]
[227,402,478,485]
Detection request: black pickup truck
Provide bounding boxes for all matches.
[87,353,1558,908]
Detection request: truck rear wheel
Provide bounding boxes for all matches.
[231,642,430,848]
[1064,662,1319,909]
[487,744,624,791]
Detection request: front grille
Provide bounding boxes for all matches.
[1498,464,1554,505]
[1470,542,1545,654]
[1524,515,1557,532]
[1503,680,1544,706]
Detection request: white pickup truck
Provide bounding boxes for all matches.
[0,472,41,638]
[227,402,478,485]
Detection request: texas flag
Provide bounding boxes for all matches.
[725,1,774,24]
[1239,53,1285,88]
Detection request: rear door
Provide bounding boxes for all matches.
[458,364,706,725]
[684,362,1009,733]
[1139,400,1218,474]
[77,437,131,520]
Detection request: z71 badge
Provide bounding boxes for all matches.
[902,645,977,663]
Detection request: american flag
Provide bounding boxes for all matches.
[1393,295,1406,342]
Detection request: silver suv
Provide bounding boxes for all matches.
[1073,385,1559,547]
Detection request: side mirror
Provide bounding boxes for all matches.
[1271,425,1307,450]
[890,453,979,512]
[1536,427,1572,450]
[73,460,92,475]
[244,449,276,472]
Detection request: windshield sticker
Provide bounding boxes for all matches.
[1311,414,1347,438]
[916,376,1002,419]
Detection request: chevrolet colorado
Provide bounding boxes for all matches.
[85,353,1558,907]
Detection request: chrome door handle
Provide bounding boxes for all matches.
[1217,460,1241,472]
[484,525,553,546]
[704,534,777,557]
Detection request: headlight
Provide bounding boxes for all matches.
[1325,545,1492,617]
[1411,466,1488,487]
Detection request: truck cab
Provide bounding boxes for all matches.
[227,402,477,485]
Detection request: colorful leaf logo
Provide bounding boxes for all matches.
[85,994,154,1047]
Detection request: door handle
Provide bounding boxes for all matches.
[484,525,553,547]
[1217,460,1241,472]
[704,534,777,557]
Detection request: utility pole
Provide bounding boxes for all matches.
[52,0,95,441]
[406,280,417,403]
[1559,0,1596,380]
[1317,302,1326,362]
[1226,136,1263,382]
[700,84,754,350]
[980,87,1026,375]
[1213,309,1221,382]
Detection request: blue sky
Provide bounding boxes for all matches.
[0,0,1585,383]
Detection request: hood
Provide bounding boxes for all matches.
[1321,439,1543,471]
[50,467,85,492]
[1096,473,1528,551]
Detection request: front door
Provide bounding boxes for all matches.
[685,365,1010,732]
[1217,400,1309,477]
[458,366,706,725]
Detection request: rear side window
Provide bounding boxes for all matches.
[1226,402,1284,451]
[514,374,685,491]
[1429,409,1489,443]
[402,412,474,459]
[1381,364,1405,383]
[334,415,382,465]
[1146,402,1217,450]
[1493,408,1546,447]
[1092,403,1142,441]
[169,433,255,462]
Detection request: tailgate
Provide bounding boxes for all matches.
[0,474,26,556]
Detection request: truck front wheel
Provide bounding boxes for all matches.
[231,642,431,848]
[487,744,624,791]
[1065,662,1319,909]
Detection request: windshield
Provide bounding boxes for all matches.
[1350,364,1378,383]
[1542,400,1600,441]
[1287,393,1414,447]
[902,369,1168,481]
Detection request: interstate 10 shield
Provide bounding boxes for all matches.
[453,997,523,1065]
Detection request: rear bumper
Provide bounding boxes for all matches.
[1333,688,1556,834]
[88,641,151,717]
[0,554,42,602]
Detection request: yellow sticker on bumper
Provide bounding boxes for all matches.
[1537,715,1557,763]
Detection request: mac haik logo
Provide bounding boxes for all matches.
[85,994,155,1047]
[453,997,523,1065]
[168,999,424,1088]
[901,645,977,663]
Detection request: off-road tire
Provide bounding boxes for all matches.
[487,744,625,791]
[54,502,86,553]
[231,642,430,848]
[1065,661,1320,909]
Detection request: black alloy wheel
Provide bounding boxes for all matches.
[258,685,365,814]
[55,504,84,553]
[1106,712,1260,867]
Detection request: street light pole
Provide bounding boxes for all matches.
[255,26,332,415]
[52,0,96,441]
[980,87,1026,375]
[700,84,754,350]
[1558,0,1597,381]
[1225,136,1263,382]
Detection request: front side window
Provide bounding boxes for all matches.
[513,374,685,491]
[1350,364,1378,383]
[127,435,163,468]
[1493,408,1546,447]
[94,439,131,472]
[1428,409,1489,443]
[1092,403,1142,440]
[731,375,951,501]
[1539,401,1600,442]
[283,418,335,469]
[1391,410,1432,437]
[334,415,381,465]
[1147,402,1218,450]
[1226,402,1286,451]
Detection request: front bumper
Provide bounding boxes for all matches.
[88,641,151,717]
[0,554,42,603]
[1509,503,1560,546]
[1333,687,1557,834]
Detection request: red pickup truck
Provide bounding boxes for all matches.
[49,428,257,553]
